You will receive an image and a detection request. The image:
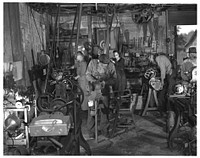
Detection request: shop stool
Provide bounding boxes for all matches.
[142,87,158,116]
[91,99,101,143]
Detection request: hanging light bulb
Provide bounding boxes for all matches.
[4,113,21,132]
[56,47,59,58]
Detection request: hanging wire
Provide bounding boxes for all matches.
[30,8,44,50]
[51,4,60,68]
[96,6,119,32]
[110,14,120,32]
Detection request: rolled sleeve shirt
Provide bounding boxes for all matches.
[155,55,172,82]
[86,59,117,85]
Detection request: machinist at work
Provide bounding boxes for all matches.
[73,51,89,111]
[86,54,117,138]
[148,53,172,116]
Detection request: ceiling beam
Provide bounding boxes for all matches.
[28,3,197,17]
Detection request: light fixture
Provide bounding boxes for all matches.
[4,114,21,132]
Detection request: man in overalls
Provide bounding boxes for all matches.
[148,53,172,116]
[86,54,117,138]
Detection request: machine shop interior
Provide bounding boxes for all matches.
[3,2,197,156]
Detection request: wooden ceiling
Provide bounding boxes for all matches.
[27,3,197,17]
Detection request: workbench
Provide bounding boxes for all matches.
[167,94,196,151]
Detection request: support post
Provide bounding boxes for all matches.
[104,6,109,55]
[174,25,178,66]
[104,5,115,55]
[75,3,83,55]
[165,10,169,54]
[56,9,60,51]
[68,6,78,63]
[95,100,98,143]
[51,4,60,67]
[87,14,92,43]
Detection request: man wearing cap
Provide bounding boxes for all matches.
[86,54,117,138]
[180,47,197,82]
[148,53,172,116]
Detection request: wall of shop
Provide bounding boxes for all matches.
[19,3,51,66]
[19,3,52,86]
[118,11,167,54]
[57,11,168,55]
[4,3,51,87]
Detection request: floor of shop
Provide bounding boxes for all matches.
[80,110,182,156]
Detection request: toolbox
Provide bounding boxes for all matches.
[30,113,72,137]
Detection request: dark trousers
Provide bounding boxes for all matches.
[158,74,175,113]
[116,72,127,96]
[87,96,109,135]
